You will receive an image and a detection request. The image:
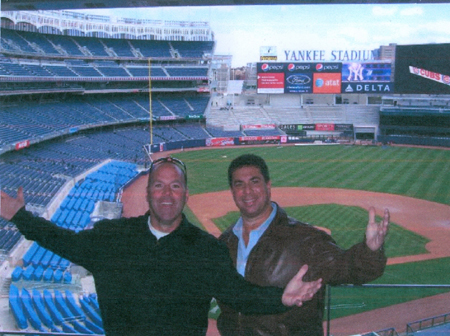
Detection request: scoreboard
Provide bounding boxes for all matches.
[257,44,450,95]
[257,61,393,94]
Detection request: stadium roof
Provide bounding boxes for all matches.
[3,0,450,11]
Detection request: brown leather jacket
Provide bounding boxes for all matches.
[217,203,387,336]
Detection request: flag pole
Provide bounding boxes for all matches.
[148,58,153,147]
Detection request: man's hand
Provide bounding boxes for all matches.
[282,264,322,307]
[365,207,390,252]
[0,187,25,221]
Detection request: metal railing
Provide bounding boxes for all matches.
[325,284,450,336]
[1,283,450,336]
[406,312,450,335]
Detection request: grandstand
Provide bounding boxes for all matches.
[1,5,450,336]
[0,9,220,334]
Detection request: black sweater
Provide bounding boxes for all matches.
[12,208,287,336]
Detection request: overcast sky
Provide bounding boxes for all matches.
[79,4,450,67]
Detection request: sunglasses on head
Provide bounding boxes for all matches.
[149,157,187,182]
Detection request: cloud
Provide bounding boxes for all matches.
[372,6,398,16]
[400,7,424,16]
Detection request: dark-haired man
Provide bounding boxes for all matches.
[218,153,390,336]
[1,156,321,336]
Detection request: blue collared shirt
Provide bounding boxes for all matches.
[232,202,277,277]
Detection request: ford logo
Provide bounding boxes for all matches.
[286,75,311,85]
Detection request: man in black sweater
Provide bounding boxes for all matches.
[1,156,321,336]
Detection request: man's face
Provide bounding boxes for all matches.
[230,165,272,224]
[146,163,188,232]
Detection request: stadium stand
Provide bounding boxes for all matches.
[3,7,450,336]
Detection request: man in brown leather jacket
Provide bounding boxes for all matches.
[217,154,390,336]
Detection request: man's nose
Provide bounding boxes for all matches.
[161,185,172,195]
[242,184,252,194]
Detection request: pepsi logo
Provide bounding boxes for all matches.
[316,64,324,71]
[260,63,284,71]
[288,64,296,71]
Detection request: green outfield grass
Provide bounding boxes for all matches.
[174,145,450,204]
[213,204,430,258]
[172,145,450,320]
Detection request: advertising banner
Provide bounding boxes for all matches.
[342,62,392,82]
[239,135,280,145]
[15,140,30,150]
[159,116,177,121]
[300,124,316,131]
[260,46,277,61]
[257,62,342,94]
[316,123,335,131]
[342,82,394,93]
[257,73,285,93]
[341,61,394,93]
[409,66,450,87]
[257,61,396,94]
[285,72,313,93]
[206,137,235,147]
[185,115,204,120]
[279,124,314,134]
[279,124,301,133]
[242,124,276,130]
[313,73,341,94]
[334,124,354,131]
[394,43,450,94]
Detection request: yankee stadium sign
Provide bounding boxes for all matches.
[284,49,376,62]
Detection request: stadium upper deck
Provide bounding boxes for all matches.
[0,10,215,96]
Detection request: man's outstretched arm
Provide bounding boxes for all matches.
[0,187,25,221]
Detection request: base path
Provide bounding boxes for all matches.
[121,179,450,335]
[188,187,450,265]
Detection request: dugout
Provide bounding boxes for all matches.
[378,102,450,146]
[354,126,377,140]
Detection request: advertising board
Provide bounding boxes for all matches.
[257,62,393,94]
[394,43,450,94]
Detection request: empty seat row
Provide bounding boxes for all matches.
[2,28,214,59]
[9,285,104,334]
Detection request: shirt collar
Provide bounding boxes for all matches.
[146,213,190,239]
[233,202,277,240]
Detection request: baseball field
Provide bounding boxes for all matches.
[122,143,450,334]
